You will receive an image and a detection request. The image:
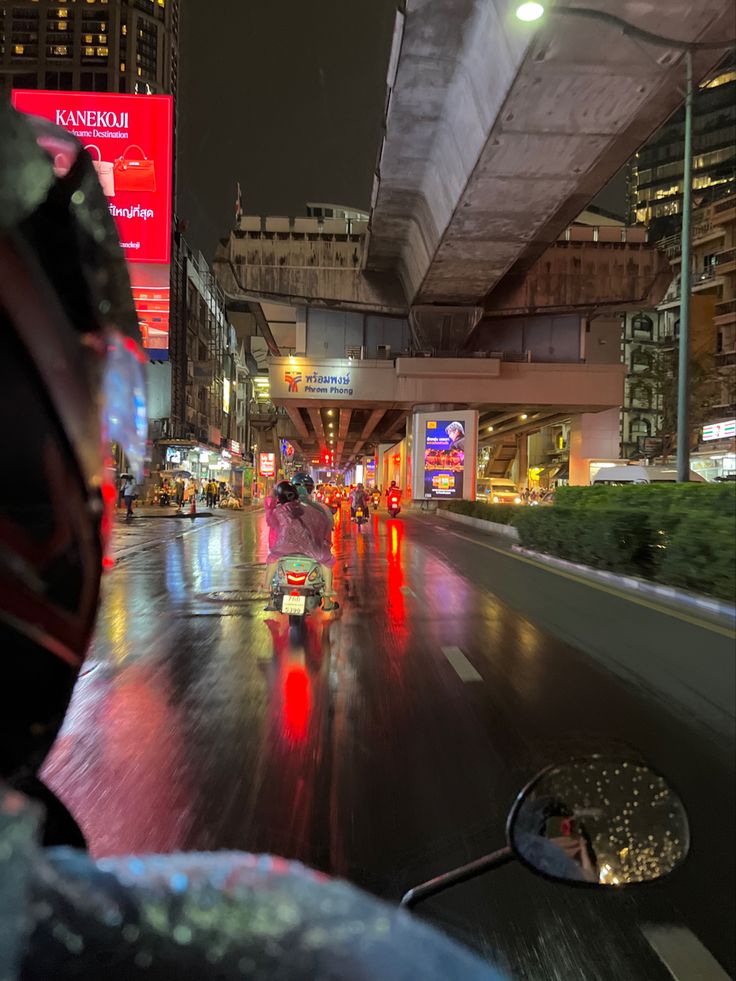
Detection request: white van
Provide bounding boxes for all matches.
[476,477,522,503]
[591,464,706,485]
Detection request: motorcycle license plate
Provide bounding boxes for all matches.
[356,509,364,518]
[282,594,306,615]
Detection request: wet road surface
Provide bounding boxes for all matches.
[44,507,735,980]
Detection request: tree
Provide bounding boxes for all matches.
[639,345,719,459]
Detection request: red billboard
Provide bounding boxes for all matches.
[13,89,174,360]
[12,90,173,265]
[259,453,276,478]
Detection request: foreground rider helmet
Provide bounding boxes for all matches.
[292,471,315,494]
[274,480,299,504]
[0,106,146,782]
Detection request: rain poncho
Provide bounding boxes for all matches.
[1,786,508,981]
[265,497,335,566]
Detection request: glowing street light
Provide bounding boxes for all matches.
[515,2,544,21]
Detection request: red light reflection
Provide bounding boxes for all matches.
[282,663,311,743]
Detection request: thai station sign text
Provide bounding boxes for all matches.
[271,358,397,402]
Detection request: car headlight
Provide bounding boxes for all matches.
[514,496,521,504]
[493,495,499,503]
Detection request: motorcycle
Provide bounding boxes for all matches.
[353,504,369,528]
[402,755,689,909]
[387,490,401,518]
[269,555,325,641]
[371,492,380,511]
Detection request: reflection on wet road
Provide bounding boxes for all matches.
[44,509,734,980]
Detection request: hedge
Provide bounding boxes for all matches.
[440,485,735,601]
[514,484,736,601]
[440,500,521,526]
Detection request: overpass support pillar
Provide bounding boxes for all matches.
[512,433,529,490]
[569,409,621,486]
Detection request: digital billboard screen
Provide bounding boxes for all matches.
[12,90,173,265]
[423,420,465,499]
[12,90,173,361]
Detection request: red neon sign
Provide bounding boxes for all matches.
[12,90,173,266]
[259,453,276,477]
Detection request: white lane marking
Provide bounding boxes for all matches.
[441,646,482,683]
[641,925,731,981]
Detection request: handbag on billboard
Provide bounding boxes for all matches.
[113,144,156,193]
[84,144,115,197]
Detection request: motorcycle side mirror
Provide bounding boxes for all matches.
[506,757,690,886]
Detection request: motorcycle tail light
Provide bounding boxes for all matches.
[286,571,309,586]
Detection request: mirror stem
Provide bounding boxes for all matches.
[400,847,514,909]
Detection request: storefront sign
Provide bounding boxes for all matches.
[703,419,736,442]
[259,453,276,477]
[422,420,465,499]
[229,440,241,456]
[166,448,182,465]
[223,377,231,414]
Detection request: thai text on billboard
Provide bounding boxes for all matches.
[12,89,173,360]
[423,420,465,499]
[259,453,276,478]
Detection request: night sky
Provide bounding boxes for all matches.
[177,0,398,261]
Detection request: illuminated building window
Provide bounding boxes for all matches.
[14,44,25,55]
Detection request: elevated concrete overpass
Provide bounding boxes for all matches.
[366,0,733,308]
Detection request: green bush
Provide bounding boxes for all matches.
[657,515,736,601]
[514,484,735,601]
[515,507,652,575]
[441,500,520,526]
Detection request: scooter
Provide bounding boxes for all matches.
[353,505,369,528]
[270,555,325,642]
[371,492,381,511]
[402,754,689,909]
[387,490,401,518]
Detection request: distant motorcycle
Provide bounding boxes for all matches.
[387,489,401,518]
[353,504,368,528]
[371,492,380,511]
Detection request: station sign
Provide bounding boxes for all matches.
[703,419,735,442]
[269,358,396,402]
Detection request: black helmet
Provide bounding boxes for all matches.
[0,106,146,782]
[292,471,315,494]
[274,480,299,504]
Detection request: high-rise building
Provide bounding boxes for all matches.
[628,57,735,234]
[0,0,179,100]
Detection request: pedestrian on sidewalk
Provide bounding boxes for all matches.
[122,476,136,522]
[175,476,185,510]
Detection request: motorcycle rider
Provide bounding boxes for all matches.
[284,472,339,611]
[0,105,506,981]
[350,482,369,520]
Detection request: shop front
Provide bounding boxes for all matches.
[691,419,736,482]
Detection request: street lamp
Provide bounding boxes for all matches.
[514,3,735,481]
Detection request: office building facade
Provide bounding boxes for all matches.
[0,0,179,99]
[628,59,735,233]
